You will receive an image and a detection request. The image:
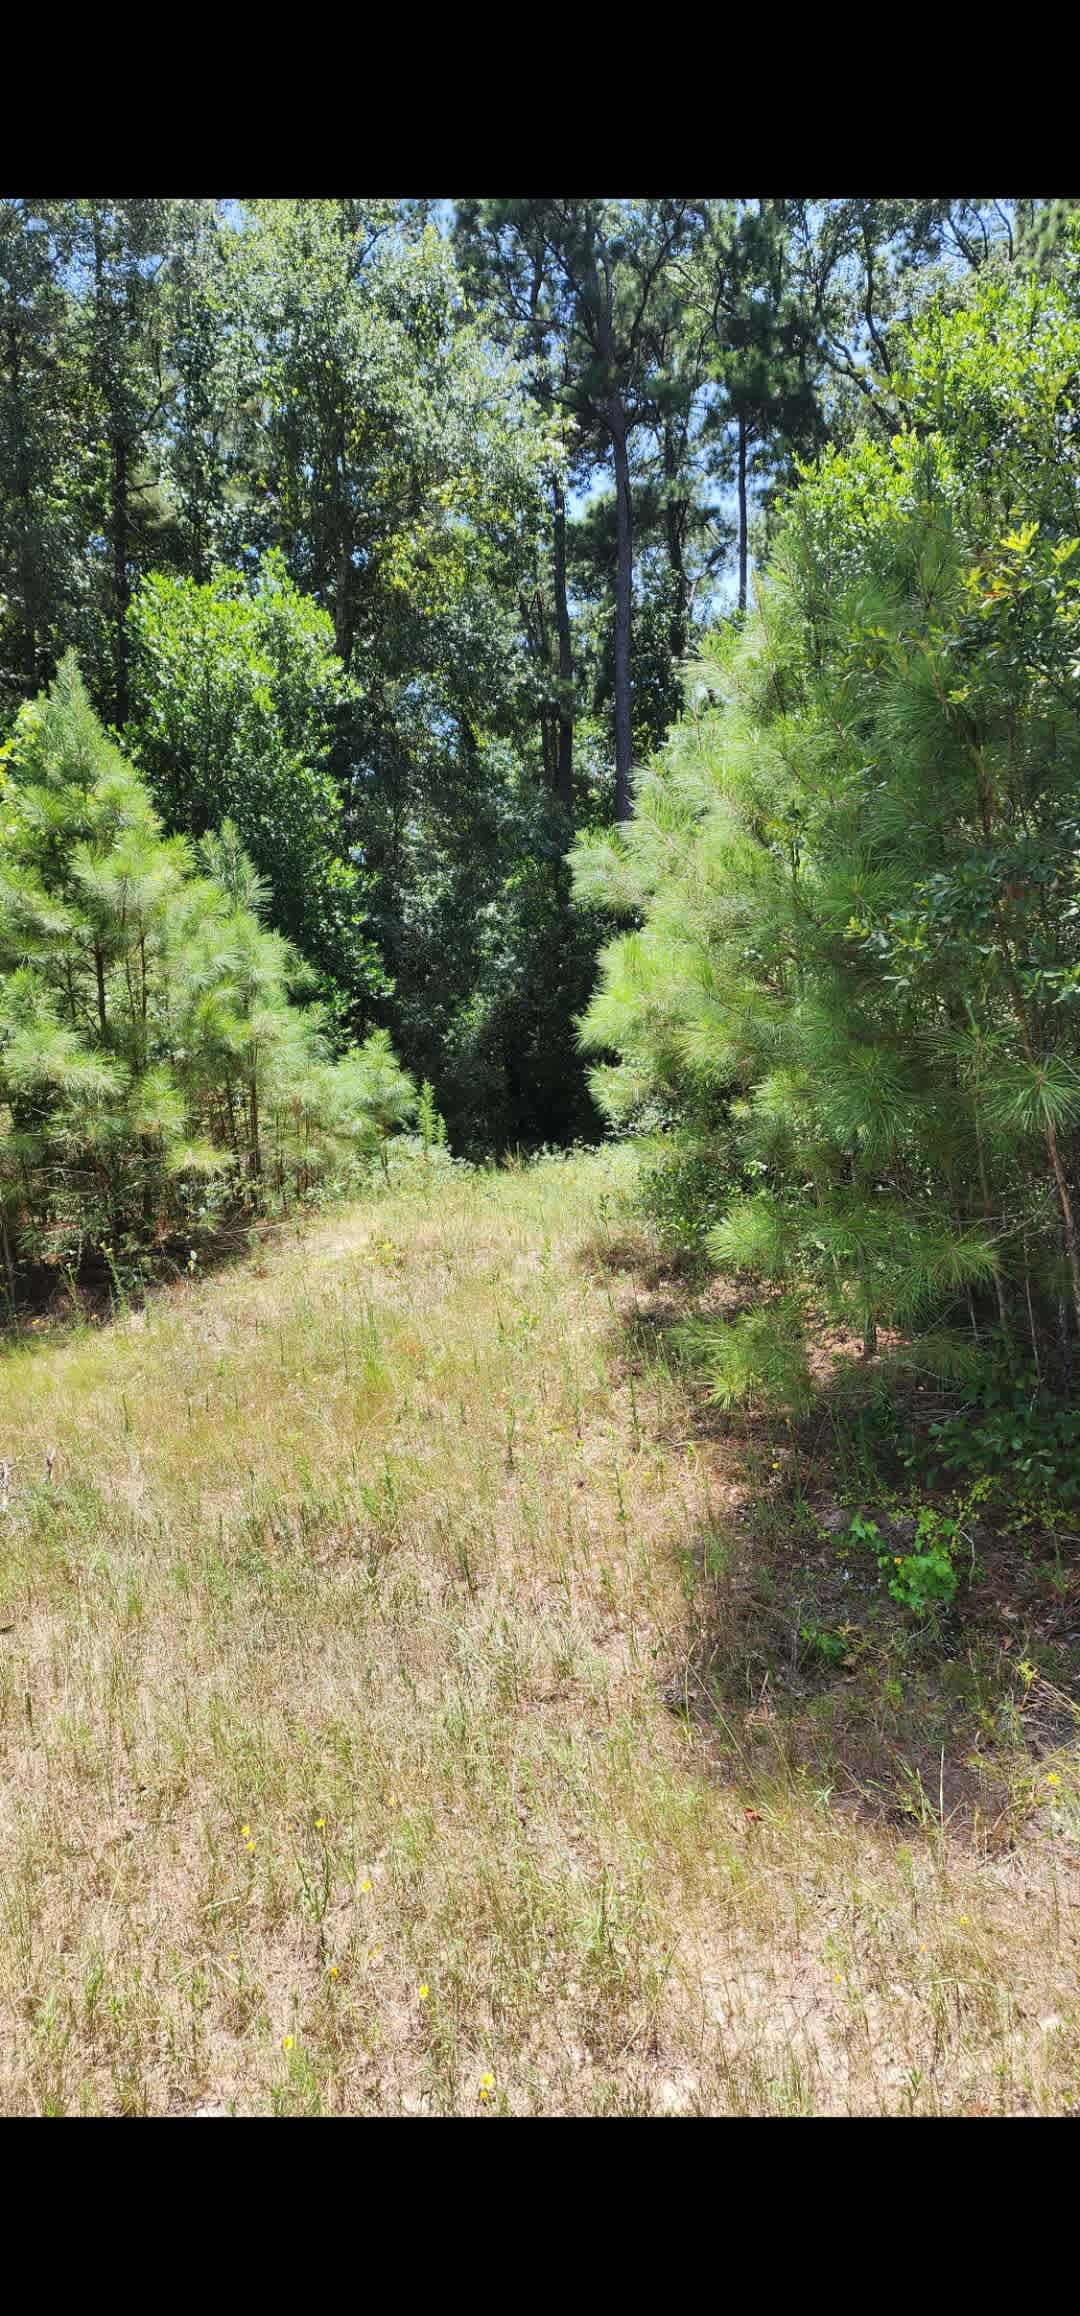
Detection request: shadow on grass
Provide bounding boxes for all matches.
[0,1213,286,1357]
[606,1260,1080,1846]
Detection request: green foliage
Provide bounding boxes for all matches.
[575,245,1080,1408]
[676,1298,813,1417]
[434,847,607,1156]
[0,195,1029,1159]
[844,1501,970,1617]
[880,1508,964,1616]
[799,1620,850,1668]
[417,1080,445,1154]
[919,1380,1080,1510]
[126,557,384,1009]
[0,658,415,1296]
[637,1133,742,1270]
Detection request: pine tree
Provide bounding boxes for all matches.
[574,241,1080,1406]
[0,656,417,1296]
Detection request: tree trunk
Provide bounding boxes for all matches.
[334,531,352,661]
[663,420,688,666]
[552,479,574,822]
[540,706,556,794]
[112,430,130,726]
[91,210,131,727]
[610,396,633,822]
[1,1211,15,1305]
[737,414,749,616]
[5,309,38,694]
[1045,1113,1080,1341]
[249,1076,261,1185]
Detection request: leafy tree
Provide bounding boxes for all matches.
[784,198,1017,441]
[126,554,385,1010]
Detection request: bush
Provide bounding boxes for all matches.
[846,1506,966,1617]
[637,1133,742,1271]
[919,1378,1080,1510]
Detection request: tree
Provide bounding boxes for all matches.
[126,554,385,1012]
[0,200,93,720]
[163,200,240,584]
[521,201,700,820]
[68,199,186,726]
[691,202,824,613]
[784,198,1017,442]
[0,655,416,1293]
[454,201,581,821]
[573,242,1080,1400]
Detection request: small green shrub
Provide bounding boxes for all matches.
[799,1621,850,1668]
[417,1080,448,1159]
[921,1383,1080,1509]
[842,1497,981,1618]
[636,1135,739,1271]
[882,1508,963,1616]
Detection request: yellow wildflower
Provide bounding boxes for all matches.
[240,1824,251,1839]
[479,2072,495,2101]
[282,2035,294,2052]
[315,1816,326,1830]
[418,1983,430,2002]
[1046,1772,1060,1787]
[360,1878,372,1893]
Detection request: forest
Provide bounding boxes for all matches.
[2,194,1080,2120]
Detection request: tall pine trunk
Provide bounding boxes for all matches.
[5,308,38,694]
[112,431,130,726]
[552,479,574,821]
[737,415,749,616]
[92,211,131,729]
[610,396,633,823]
[1,1211,15,1304]
[249,1074,261,1188]
[664,421,688,665]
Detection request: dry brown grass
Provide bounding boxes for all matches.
[0,1147,1077,2115]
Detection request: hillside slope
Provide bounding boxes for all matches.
[0,1151,1076,2116]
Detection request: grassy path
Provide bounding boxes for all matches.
[0,1151,1076,2114]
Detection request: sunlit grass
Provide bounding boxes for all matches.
[0,1147,1077,2115]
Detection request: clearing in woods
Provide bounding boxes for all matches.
[0,1148,1077,2116]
